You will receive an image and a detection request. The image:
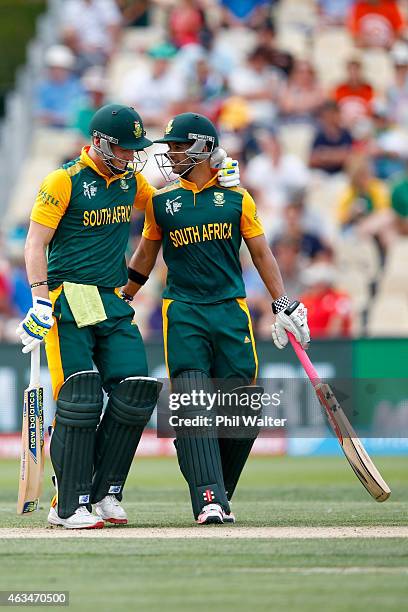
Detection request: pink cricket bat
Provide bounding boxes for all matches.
[288,333,390,502]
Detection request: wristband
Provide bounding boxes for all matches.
[120,291,134,303]
[128,267,149,285]
[30,281,48,288]
[272,295,290,314]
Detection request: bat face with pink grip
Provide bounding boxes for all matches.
[286,332,391,502]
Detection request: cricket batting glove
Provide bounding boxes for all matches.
[271,299,310,350]
[16,297,54,353]
[210,147,240,187]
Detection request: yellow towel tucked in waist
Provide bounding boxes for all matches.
[63,282,107,328]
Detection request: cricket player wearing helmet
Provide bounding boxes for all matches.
[123,113,310,524]
[17,104,240,529]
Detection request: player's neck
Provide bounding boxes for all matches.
[88,146,111,176]
[183,164,213,190]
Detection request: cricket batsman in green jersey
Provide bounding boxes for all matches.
[123,113,311,524]
[16,104,239,529]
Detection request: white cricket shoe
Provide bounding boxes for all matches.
[48,505,104,529]
[222,509,236,524]
[197,503,224,525]
[95,495,128,525]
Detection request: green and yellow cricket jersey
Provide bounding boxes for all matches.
[142,174,264,303]
[30,146,155,290]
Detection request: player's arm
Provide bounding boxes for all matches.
[122,237,162,299]
[25,221,56,300]
[121,193,163,300]
[17,169,71,353]
[244,234,285,300]
[241,190,310,350]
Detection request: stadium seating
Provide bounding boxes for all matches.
[1,0,407,339]
[367,295,408,336]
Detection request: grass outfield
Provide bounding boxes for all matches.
[0,456,407,611]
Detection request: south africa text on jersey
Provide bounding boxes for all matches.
[83,204,133,227]
[170,222,233,248]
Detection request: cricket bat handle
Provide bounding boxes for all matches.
[30,345,41,387]
[287,333,320,386]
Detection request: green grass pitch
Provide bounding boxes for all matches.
[0,455,407,611]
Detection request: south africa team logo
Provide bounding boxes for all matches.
[120,179,129,191]
[213,192,225,207]
[165,119,174,134]
[165,196,182,215]
[133,121,143,138]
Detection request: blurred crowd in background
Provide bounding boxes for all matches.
[1,0,408,342]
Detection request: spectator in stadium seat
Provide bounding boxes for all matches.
[317,0,354,26]
[273,201,328,261]
[254,19,294,76]
[348,0,405,50]
[35,45,85,128]
[117,0,150,27]
[300,263,352,338]
[70,67,108,150]
[168,0,205,48]
[278,59,325,123]
[219,0,273,27]
[10,261,31,319]
[62,0,122,71]
[244,129,309,217]
[119,43,186,127]
[270,236,306,299]
[333,56,374,129]
[386,42,408,127]
[186,58,226,107]
[228,45,283,126]
[391,171,408,235]
[337,154,396,252]
[173,24,239,83]
[5,227,31,318]
[365,99,407,180]
[309,101,353,174]
[0,256,14,318]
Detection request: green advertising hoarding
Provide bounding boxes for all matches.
[0,338,405,435]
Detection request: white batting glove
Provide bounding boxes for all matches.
[210,147,240,188]
[271,299,310,350]
[16,297,54,353]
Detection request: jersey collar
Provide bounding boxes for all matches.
[178,172,218,193]
[80,146,128,186]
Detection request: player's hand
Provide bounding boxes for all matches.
[271,300,310,350]
[210,147,240,187]
[16,297,54,353]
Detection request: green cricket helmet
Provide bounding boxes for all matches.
[90,104,152,175]
[154,112,220,180]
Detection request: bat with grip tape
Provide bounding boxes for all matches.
[17,345,45,514]
[288,332,391,502]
